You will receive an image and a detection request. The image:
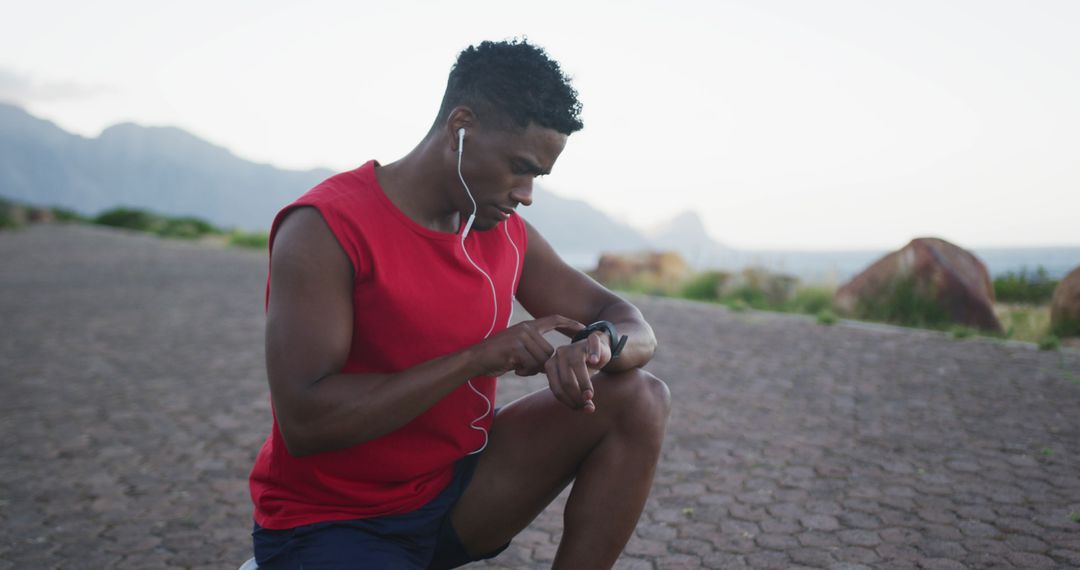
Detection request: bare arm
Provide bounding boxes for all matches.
[266,207,581,457]
[516,220,658,410]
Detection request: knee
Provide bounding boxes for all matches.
[598,368,671,434]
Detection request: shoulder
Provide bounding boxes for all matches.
[272,207,350,274]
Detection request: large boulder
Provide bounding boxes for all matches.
[1051,266,1080,338]
[590,251,690,294]
[834,237,1001,332]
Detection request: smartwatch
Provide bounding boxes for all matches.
[572,320,629,360]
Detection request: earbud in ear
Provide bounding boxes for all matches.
[457,128,466,148]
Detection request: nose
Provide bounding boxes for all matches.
[511,181,533,207]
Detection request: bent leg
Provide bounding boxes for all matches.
[449,368,671,569]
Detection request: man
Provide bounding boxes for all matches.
[248,39,671,569]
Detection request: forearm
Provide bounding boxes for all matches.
[274,347,486,457]
[595,301,657,372]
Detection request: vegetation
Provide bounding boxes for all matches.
[0,198,271,252]
[816,309,838,325]
[0,197,24,229]
[854,276,951,330]
[950,326,976,339]
[993,266,1058,304]
[612,263,1070,345]
[93,207,219,239]
[228,230,270,250]
[1038,335,1061,351]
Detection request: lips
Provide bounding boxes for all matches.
[494,206,515,220]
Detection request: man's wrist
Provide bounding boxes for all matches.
[572,320,628,360]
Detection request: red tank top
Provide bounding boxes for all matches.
[249,160,527,529]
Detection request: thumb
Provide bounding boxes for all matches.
[587,331,601,365]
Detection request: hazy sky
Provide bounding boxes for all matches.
[2,0,1078,250]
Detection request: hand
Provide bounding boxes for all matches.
[472,315,585,378]
[544,330,612,413]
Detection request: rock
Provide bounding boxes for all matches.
[1050,266,1080,337]
[834,237,1001,332]
[590,251,690,294]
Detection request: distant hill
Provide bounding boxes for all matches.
[0,102,332,231]
[1,102,693,263]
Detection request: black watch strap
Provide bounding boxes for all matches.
[572,320,629,360]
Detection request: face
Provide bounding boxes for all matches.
[452,122,568,232]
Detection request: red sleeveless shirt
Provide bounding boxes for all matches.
[249,161,527,529]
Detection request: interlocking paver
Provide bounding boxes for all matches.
[2,224,1080,569]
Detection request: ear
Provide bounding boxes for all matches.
[445,106,476,152]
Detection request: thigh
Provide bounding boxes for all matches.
[448,369,655,556]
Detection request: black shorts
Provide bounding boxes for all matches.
[251,452,509,569]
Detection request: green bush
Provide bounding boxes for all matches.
[727,298,749,312]
[228,231,270,250]
[786,286,834,315]
[51,207,86,222]
[855,275,951,329]
[156,216,217,239]
[728,284,768,309]
[1051,314,1080,338]
[816,309,837,325]
[93,208,218,240]
[93,208,162,232]
[679,271,726,301]
[0,197,26,229]
[994,266,1058,305]
[1038,335,1061,351]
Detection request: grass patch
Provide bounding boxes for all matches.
[951,326,977,339]
[228,230,270,250]
[1038,335,1061,351]
[816,309,838,325]
[854,275,951,330]
[994,304,1051,343]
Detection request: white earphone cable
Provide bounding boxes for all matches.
[456,128,519,455]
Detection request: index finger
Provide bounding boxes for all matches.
[533,315,585,335]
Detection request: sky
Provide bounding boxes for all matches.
[2,0,1078,250]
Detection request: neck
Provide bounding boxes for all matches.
[375,135,461,233]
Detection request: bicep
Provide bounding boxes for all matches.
[516,220,624,323]
[265,207,354,409]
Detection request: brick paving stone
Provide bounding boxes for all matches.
[1050,548,1080,567]
[655,553,702,569]
[837,529,881,547]
[789,547,836,567]
[801,514,841,531]
[916,539,967,560]
[701,552,747,569]
[614,558,655,570]
[744,550,791,569]
[3,225,1080,569]
[1003,551,1057,569]
[916,559,968,570]
[1003,533,1049,553]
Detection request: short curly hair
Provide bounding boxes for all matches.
[434,39,584,135]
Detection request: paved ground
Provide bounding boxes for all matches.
[1,224,1079,570]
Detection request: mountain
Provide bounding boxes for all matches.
[0,102,333,231]
[519,187,651,266]
[0,102,729,267]
[647,211,734,269]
